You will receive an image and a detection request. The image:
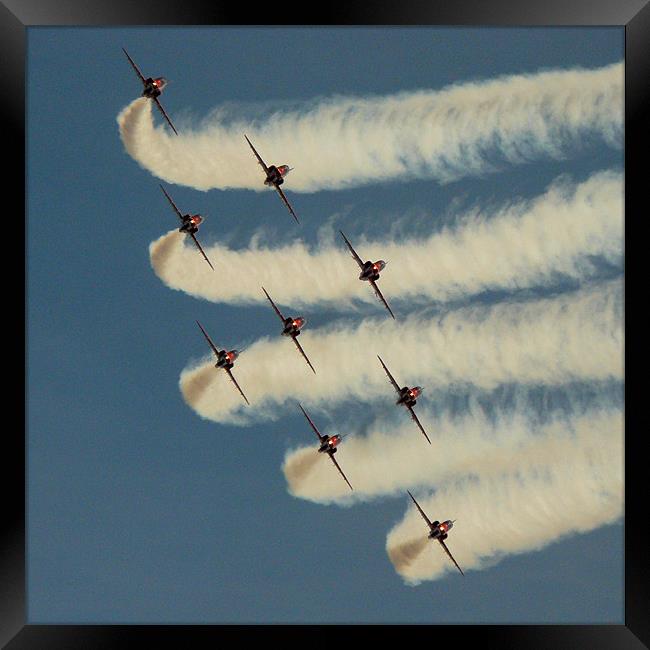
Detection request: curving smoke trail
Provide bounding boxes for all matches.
[119,63,622,192]
[282,404,621,503]
[385,413,622,583]
[148,170,623,311]
[179,280,622,425]
[279,398,623,582]
[127,61,625,587]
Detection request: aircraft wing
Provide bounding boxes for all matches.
[369,278,396,320]
[153,97,179,135]
[196,320,222,358]
[406,405,432,445]
[292,336,316,374]
[339,230,364,270]
[274,184,300,224]
[298,403,326,442]
[160,184,184,222]
[407,490,434,529]
[189,233,215,271]
[122,47,146,85]
[262,286,286,322]
[244,134,269,174]
[225,367,250,405]
[377,355,401,394]
[438,539,464,576]
[328,451,353,491]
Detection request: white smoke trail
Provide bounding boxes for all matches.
[179,280,622,424]
[282,404,621,504]
[385,411,622,583]
[119,63,622,192]
[148,170,623,310]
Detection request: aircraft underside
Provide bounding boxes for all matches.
[319,445,336,454]
[142,86,161,99]
[360,269,380,281]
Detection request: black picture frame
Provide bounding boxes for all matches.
[7,1,647,647]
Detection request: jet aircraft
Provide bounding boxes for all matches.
[377,355,430,444]
[298,404,353,490]
[244,134,299,224]
[339,230,395,319]
[407,490,464,576]
[262,287,316,374]
[122,47,178,135]
[196,320,249,405]
[160,184,214,271]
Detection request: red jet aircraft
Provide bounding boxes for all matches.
[377,355,430,444]
[298,404,353,491]
[244,134,299,224]
[407,490,464,576]
[262,287,316,374]
[122,48,178,135]
[339,230,395,319]
[196,320,249,405]
[160,184,214,271]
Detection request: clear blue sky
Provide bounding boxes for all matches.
[27,27,623,623]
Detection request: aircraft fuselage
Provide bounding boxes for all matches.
[318,434,341,454]
[142,77,167,99]
[215,359,234,370]
[264,164,291,187]
[282,317,305,337]
[397,386,422,407]
[179,214,203,235]
[397,396,416,407]
[359,260,386,282]
[215,349,239,370]
[428,520,453,540]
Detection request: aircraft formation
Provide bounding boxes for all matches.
[123,49,464,577]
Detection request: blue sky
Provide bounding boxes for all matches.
[27,27,623,623]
